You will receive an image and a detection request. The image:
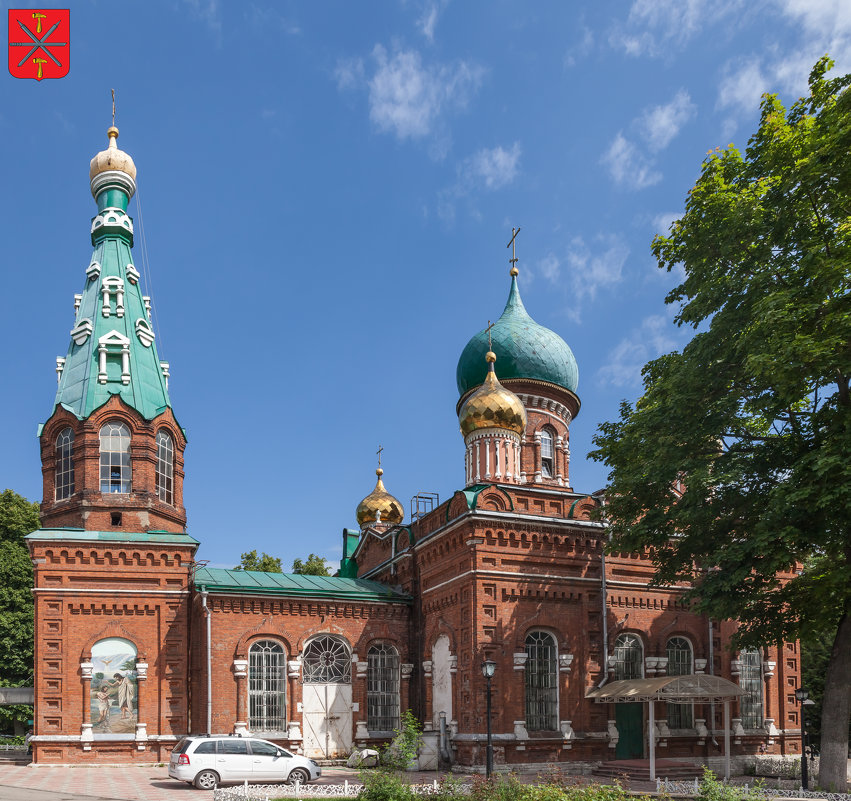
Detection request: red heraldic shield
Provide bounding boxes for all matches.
[8,9,70,80]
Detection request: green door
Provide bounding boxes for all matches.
[615,704,643,759]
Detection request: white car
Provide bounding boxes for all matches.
[169,735,322,790]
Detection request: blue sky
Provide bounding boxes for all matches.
[2,0,848,570]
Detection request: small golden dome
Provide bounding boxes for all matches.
[90,126,137,182]
[356,469,404,527]
[459,353,527,437]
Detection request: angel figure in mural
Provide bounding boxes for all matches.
[108,672,135,719]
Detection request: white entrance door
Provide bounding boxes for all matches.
[302,683,353,759]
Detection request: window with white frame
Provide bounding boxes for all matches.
[55,428,75,500]
[155,430,174,504]
[525,631,558,730]
[740,649,763,728]
[249,640,287,732]
[666,636,693,728]
[99,422,131,493]
[367,643,400,731]
[302,635,351,683]
[613,633,644,680]
[540,428,555,478]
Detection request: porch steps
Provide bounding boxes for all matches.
[592,759,702,782]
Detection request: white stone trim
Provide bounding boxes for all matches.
[80,661,94,680]
[233,659,248,678]
[87,261,101,281]
[160,361,170,389]
[74,294,83,315]
[513,653,527,671]
[56,357,66,383]
[97,329,131,385]
[135,661,148,680]
[126,264,140,284]
[143,296,152,320]
[516,393,572,424]
[91,206,134,236]
[101,276,125,318]
[559,653,574,673]
[135,317,155,347]
[90,170,137,200]
[71,318,93,345]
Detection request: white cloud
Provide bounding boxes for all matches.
[638,90,696,151]
[536,253,561,284]
[336,45,483,146]
[778,0,851,38]
[437,143,522,221]
[597,314,678,387]
[245,4,301,35]
[567,235,630,303]
[653,212,680,236]
[183,0,222,38]
[601,133,662,190]
[418,0,449,42]
[717,58,769,113]
[564,25,594,67]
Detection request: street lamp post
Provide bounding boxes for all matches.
[481,659,496,778]
[794,687,809,790]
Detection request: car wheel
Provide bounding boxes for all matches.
[194,770,219,790]
[288,767,310,785]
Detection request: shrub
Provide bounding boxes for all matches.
[358,770,416,801]
[380,710,423,772]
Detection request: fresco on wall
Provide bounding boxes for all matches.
[90,637,138,733]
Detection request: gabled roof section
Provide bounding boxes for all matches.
[193,567,412,604]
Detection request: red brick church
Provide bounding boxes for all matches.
[26,128,804,772]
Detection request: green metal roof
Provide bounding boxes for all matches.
[456,275,579,397]
[194,567,411,603]
[26,527,199,545]
[51,153,173,422]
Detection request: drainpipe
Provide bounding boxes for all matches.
[708,618,718,746]
[201,588,212,734]
[595,491,610,688]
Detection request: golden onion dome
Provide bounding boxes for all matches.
[356,468,404,527]
[458,351,527,437]
[90,126,137,183]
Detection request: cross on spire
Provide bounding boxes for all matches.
[486,319,495,351]
[376,444,384,469]
[507,226,521,276]
[111,88,116,127]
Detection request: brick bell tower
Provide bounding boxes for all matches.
[26,125,198,764]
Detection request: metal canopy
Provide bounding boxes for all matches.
[585,674,745,704]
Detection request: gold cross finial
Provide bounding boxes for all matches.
[376,444,384,469]
[486,319,495,351]
[507,226,521,276]
[111,89,116,127]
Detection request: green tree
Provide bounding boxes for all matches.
[590,58,851,792]
[0,489,40,731]
[233,550,283,573]
[291,553,331,576]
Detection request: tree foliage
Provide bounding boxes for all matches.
[0,489,39,731]
[291,553,331,576]
[233,550,283,573]
[589,58,851,791]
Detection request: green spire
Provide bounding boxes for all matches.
[53,128,171,421]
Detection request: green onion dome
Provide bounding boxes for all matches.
[456,276,579,397]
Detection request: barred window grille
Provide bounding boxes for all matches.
[613,633,643,680]
[540,429,555,478]
[666,636,693,728]
[99,421,131,493]
[249,640,287,733]
[740,649,763,728]
[55,428,75,500]
[367,643,400,731]
[525,631,558,731]
[155,430,174,504]
[302,635,351,683]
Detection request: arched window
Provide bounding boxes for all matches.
[613,633,643,680]
[249,640,287,732]
[155,430,174,505]
[367,643,400,732]
[100,422,131,493]
[525,631,558,730]
[540,428,555,478]
[666,636,693,728]
[740,649,763,728]
[302,635,351,683]
[55,428,75,500]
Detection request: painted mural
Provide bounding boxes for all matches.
[90,638,138,733]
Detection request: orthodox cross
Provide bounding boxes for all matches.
[507,226,521,275]
[486,320,495,351]
[112,89,116,127]
[376,444,384,469]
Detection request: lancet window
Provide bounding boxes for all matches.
[525,631,558,730]
[666,636,693,728]
[248,640,287,733]
[367,643,400,732]
[540,428,555,478]
[155,431,174,505]
[55,428,75,500]
[100,422,131,493]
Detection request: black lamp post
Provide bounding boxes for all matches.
[481,659,496,778]
[794,687,809,790]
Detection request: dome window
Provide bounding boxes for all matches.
[100,421,131,494]
[155,431,174,505]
